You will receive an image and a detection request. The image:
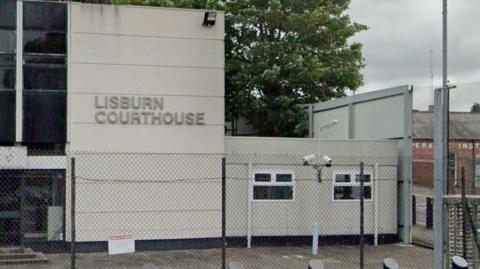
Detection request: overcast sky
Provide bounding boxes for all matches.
[347,0,480,111]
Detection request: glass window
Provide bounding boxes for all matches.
[0,91,15,142]
[23,143,66,156]
[24,66,66,90]
[276,173,293,182]
[0,0,16,29]
[21,1,68,146]
[334,186,372,200]
[253,172,294,201]
[335,174,351,183]
[23,2,66,32]
[23,92,66,142]
[255,173,271,182]
[0,30,16,53]
[0,47,16,92]
[24,54,65,65]
[23,31,66,54]
[0,68,15,89]
[0,54,15,67]
[355,174,371,183]
[333,172,372,201]
[254,186,293,200]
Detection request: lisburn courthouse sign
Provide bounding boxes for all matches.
[94,96,206,125]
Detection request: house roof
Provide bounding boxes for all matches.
[413,111,480,140]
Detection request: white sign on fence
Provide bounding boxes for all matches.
[108,235,135,255]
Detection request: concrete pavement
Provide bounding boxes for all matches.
[2,245,433,269]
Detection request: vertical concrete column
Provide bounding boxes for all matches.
[400,87,413,244]
[15,0,23,143]
[434,88,446,268]
[308,105,314,138]
[348,102,354,139]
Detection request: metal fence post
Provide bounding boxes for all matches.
[20,175,25,252]
[222,157,226,269]
[472,140,476,195]
[412,195,416,225]
[427,197,434,229]
[434,87,446,268]
[71,157,76,269]
[460,167,467,259]
[359,162,364,269]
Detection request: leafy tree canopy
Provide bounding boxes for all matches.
[226,0,366,137]
[471,103,480,113]
[97,0,367,137]
[110,0,220,9]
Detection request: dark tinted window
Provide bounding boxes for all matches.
[0,68,15,89]
[0,0,16,29]
[355,174,371,183]
[0,91,15,142]
[24,66,66,90]
[335,174,351,183]
[24,54,65,65]
[254,173,271,182]
[334,186,371,200]
[0,30,16,52]
[23,92,66,142]
[23,2,66,32]
[276,174,292,182]
[22,1,67,145]
[0,54,15,67]
[23,31,66,54]
[23,143,66,156]
[253,186,293,200]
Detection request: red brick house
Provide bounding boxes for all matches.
[413,107,480,193]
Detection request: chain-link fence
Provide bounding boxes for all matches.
[0,150,436,268]
[225,154,432,269]
[412,156,480,246]
[0,147,68,267]
[70,152,224,269]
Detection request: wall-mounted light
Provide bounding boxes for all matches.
[203,11,217,27]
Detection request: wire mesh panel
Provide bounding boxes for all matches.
[0,148,69,267]
[445,196,480,269]
[70,151,224,269]
[0,150,436,268]
[224,154,432,269]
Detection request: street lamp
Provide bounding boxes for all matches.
[320,119,339,131]
[310,119,338,255]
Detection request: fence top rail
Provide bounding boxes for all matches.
[444,195,480,205]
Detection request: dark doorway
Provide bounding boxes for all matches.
[0,170,65,247]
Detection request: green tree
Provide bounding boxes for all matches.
[471,103,480,113]
[91,0,366,137]
[109,0,220,8]
[226,0,366,137]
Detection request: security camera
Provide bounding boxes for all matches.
[303,154,317,166]
[303,154,333,183]
[322,155,332,167]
